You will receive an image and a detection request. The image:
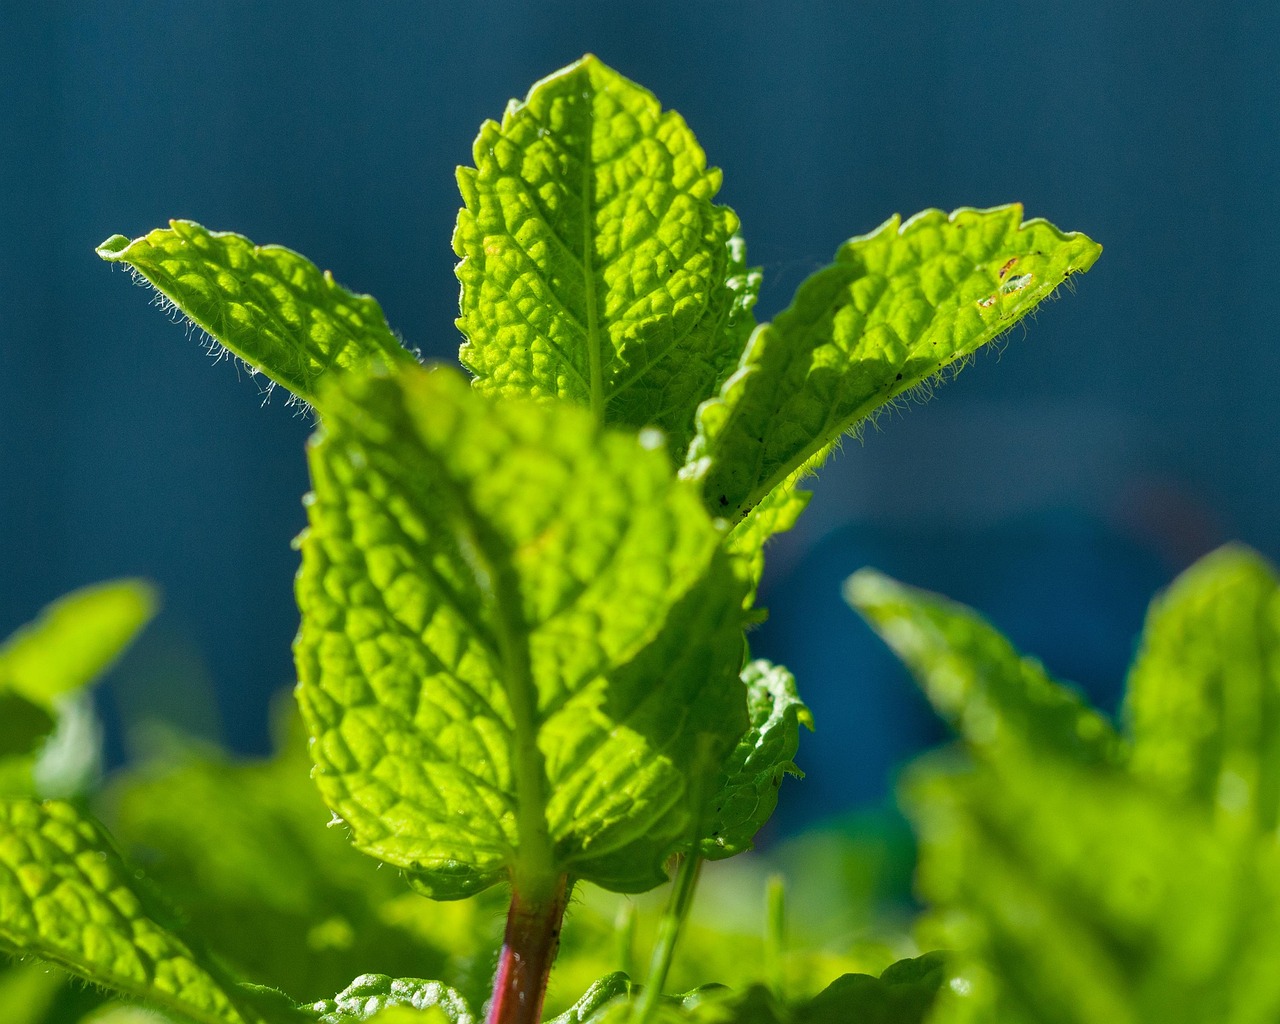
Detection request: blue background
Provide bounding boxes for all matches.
[3,2,1276,829]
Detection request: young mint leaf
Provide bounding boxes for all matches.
[846,569,1121,767]
[294,364,748,897]
[97,223,413,407]
[905,756,1280,1024]
[685,207,1101,522]
[1125,545,1280,828]
[309,976,474,1024]
[796,952,945,1024]
[545,972,629,1024]
[0,580,156,708]
[0,799,258,1024]
[700,661,812,859]
[454,54,754,458]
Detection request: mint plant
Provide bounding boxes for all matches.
[848,545,1280,1024]
[1,55,1100,1024]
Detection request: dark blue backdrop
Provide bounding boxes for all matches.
[3,2,1276,828]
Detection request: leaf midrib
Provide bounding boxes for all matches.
[579,78,605,421]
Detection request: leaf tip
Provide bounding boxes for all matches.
[96,234,131,260]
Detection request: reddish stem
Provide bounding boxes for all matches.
[486,873,570,1024]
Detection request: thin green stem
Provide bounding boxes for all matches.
[632,853,704,1024]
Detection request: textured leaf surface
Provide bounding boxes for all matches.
[0,580,156,708]
[906,757,1280,1024]
[98,223,412,406]
[846,569,1121,767]
[310,975,474,1024]
[104,711,487,1003]
[0,800,250,1024]
[455,55,755,457]
[700,661,811,859]
[295,365,746,896]
[1126,545,1280,829]
[686,207,1101,521]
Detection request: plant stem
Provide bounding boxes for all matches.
[487,873,570,1024]
[632,853,704,1024]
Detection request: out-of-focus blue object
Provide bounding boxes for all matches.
[1,3,1276,806]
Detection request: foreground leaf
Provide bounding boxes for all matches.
[0,800,253,1024]
[700,661,811,859]
[1125,545,1280,830]
[455,54,754,457]
[846,569,1121,768]
[686,207,1101,521]
[98,223,413,407]
[295,365,747,897]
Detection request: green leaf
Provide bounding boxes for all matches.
[104,708,491,1004]
[97,223,413,407]
[905,756,1280,1024]
[796,953,946,1024]
[309,976,475,1024]
[0,693,56,758]
[294,364,747,897]
[454,54,754,458]
[0,799,255,1024]
[0,580,156,708]
[722,483,811,611]
[685,207,1101,521]
[700,661,811,859]
[545,972,630,1024]
[1125,544,1280,829]
[846,569,1121,767]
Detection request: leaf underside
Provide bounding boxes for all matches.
[295,364,747,897]
[98,222,413,407]
[687,206,1101,523]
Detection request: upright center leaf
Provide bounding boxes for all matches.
[454,55,755,458]
[294,365,747,899]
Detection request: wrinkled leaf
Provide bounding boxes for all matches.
[701,661,811,859]
[1126,545,1280,830]
[98,223,413,407]
[0,800,256,1024]
[687,207,1101,521]
[295,365,747,897]
[455,54,755,457]
[846,569,1121,767]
